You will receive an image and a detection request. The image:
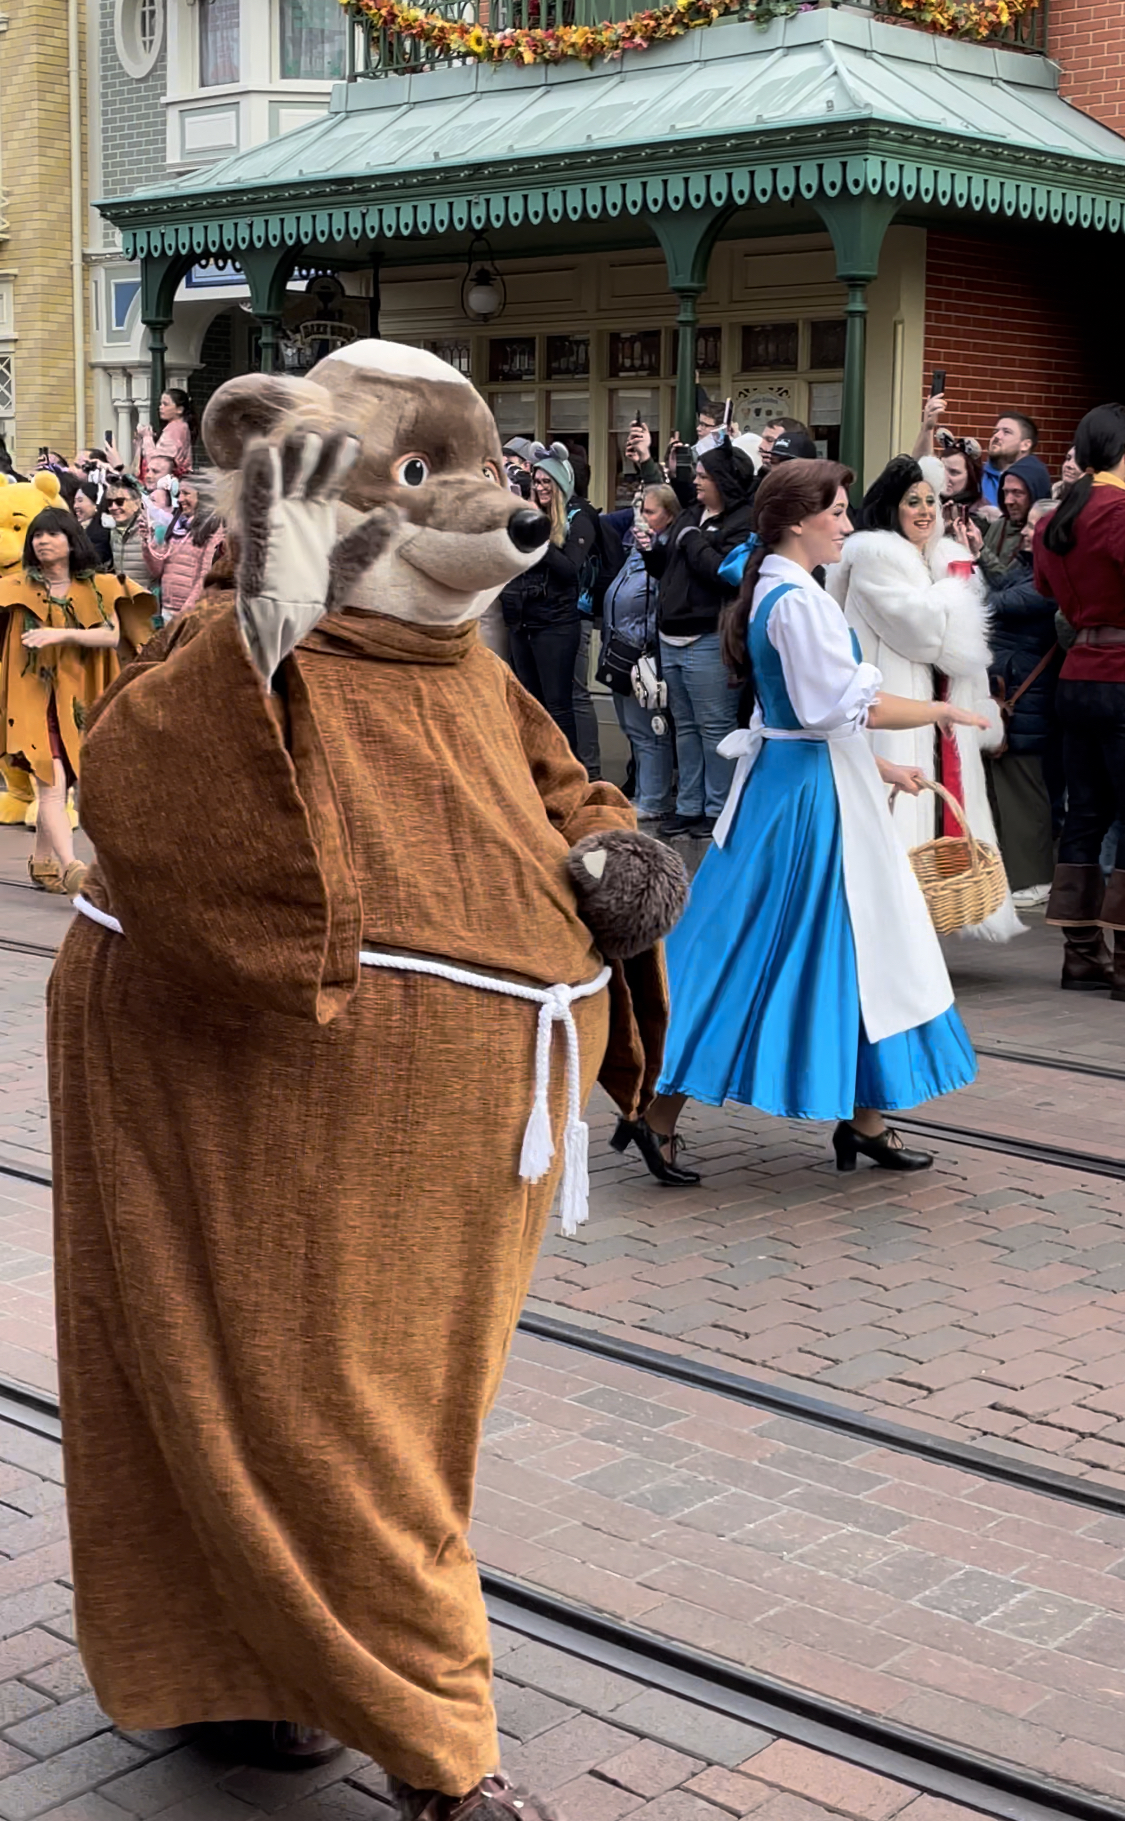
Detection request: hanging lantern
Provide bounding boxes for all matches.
[460,237,506,323]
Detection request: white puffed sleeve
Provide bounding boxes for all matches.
[768,583,882,731]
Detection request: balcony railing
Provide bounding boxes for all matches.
[347,0,1048,79]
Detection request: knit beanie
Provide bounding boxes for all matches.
[530,441,575,503]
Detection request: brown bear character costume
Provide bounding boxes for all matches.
[49,342,685,1819]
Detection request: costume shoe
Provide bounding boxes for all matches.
[1060,926,1113,991]
[390,1771,557,1821]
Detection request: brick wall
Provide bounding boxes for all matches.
[1049,0,1125,137]
[1,0,82,460]
[921,229,1125,477]
[99,2,168,204]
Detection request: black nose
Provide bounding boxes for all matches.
[508,508,550,553]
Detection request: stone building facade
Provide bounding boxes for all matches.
[0,0,90,466]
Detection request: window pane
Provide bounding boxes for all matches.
[280,0,345,79]
[488,391,536,439]
[200,0,239,85]
[809,319,847,369]
[740,323,798,371]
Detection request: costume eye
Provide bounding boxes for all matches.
[394,455,430,488]
[483,462,501,485]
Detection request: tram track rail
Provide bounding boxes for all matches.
[4,1138,1125,1513]
[6,1373,1123,1821]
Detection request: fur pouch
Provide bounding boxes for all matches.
[567,828,688,960]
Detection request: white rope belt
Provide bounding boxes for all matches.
[72,896,609,1238]
[713,721,859,848]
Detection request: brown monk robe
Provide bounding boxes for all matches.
[49,591,667,1796]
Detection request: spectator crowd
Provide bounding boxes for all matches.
[4,369,1125,1001]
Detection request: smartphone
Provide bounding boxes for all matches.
[723,397,734,431]
[104,429,114,446]
[633,411,643,428]
[39,446,48,458]
[931,369,946,399]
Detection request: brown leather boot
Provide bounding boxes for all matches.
[1046,862,1105,927]
[1113,932,1125,1003]
[1100,869,1125,931]
[1061,925,1113,990]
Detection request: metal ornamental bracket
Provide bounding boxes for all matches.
[113,147,1125,263]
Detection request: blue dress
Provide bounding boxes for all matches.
[657,583,977,1121]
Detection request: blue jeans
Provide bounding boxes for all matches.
[613,690,674,818]
[659,632,737,818]
[573,619,602,779]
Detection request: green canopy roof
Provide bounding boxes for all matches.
[101,6,1125,259]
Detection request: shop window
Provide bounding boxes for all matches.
[114,0,164,78]
[0,356,13,419]
[547,395,590,483]
[609,387,660,509]
[609,332,661,381]
[488,391,536,440]
[280,0,346,79]
[808,381,842,461]
[200,0,240,88]
[488,338,536,384]
[424,338,472,377]
[809,319,847,369]
[740,323,798,371]
[546,337,589,381]
[671,327,722,378]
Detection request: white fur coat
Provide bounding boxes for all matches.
[825,528,1024,942]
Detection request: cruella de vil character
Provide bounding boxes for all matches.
[615,459,985,1185]
[826,454,1023,941]
[47,343,684,1821]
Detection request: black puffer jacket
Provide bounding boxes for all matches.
[987,548,1062,755]
[500,500,598,631]
[642,443,757,638]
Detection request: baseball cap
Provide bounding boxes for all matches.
[503,437,534,464]
[770,431,819,463]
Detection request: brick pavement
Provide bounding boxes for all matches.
[0,1409,989,1821]
[475,1330,1125,1799]
[2,843,1125,1467]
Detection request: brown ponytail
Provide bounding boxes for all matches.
[720,459,853,681]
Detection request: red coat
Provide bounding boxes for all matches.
[1034,478,1125,683]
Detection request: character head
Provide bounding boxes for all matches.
[0,472,64,572]
[202,341,550,627]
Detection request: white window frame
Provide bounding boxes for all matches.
[113,0,165,79]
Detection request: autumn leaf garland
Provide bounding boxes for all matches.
[344,0,1039,65]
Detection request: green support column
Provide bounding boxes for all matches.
[147,322,170,427]
[811,193,899,494]
[240,247,298,374]
[646,204,732,444]
[140,248,190,434]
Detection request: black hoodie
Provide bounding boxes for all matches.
[642,442,757,638]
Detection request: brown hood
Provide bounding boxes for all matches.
[300,608,479,666]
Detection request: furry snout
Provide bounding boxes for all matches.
[567,829,689,961]
[400,522,547,592]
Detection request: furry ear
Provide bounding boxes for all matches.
[201,374,334,471]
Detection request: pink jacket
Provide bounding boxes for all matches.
[134,416,193,481]
[143,521,225,620]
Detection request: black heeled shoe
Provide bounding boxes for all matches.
[832,1121,933,1173]
[610,1116,700,1185]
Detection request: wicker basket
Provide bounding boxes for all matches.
[898,778,1007,935]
